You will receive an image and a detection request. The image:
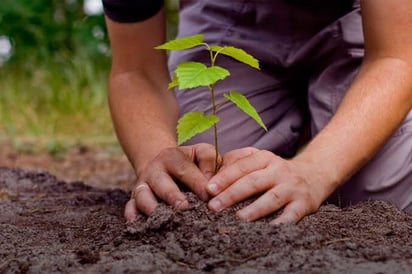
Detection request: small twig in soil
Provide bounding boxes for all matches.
[227,249,271,264]
[322,237,351,245]
[160,251,196,269]
[19,208,63,216]
[175,260,197,269]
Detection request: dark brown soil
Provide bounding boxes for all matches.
[1,168,411,273]
[0,144,136,189]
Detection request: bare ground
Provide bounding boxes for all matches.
[0,145,411,273]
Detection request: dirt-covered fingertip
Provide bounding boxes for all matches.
[270,212,299,226]
[124,199,138,222]
[173,199,190,210]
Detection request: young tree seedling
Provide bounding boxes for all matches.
[156,34,267,171]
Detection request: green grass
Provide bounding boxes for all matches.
[0,54,119,150]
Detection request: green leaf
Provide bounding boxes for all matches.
[155,34,204,50]
[224,91,267,131]
[175,62,230,89]
[177,112,219,145]
[168,73,179,89]
[210,45,260,69]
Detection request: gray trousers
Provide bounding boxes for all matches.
[168,0,412,213]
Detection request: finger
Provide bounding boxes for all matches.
[270,200,309,225]
[206,150,270,196]
[158,148,210,201]
[220,147,259,168]
[181,143,220,180]
[131,182,158,215]
[236,185,289,222]
[124,199,138,222]
[208,169,273,212]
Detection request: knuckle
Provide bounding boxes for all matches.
[291,209,302,221]
[237,161,252,174]
[249,180,261,194]
[240,147,259,156]
[257,150,274,161]
[267,189,282,202]
[174,164,187,178]
[157,147,178,162]
[223,188,238,204]
[292,179,319,212]
[174,161,193,180]
[165,191,182,205]
[275,161,291,174]
[247,173,264,192]
[198,142,215,151]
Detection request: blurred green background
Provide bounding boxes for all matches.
[0,0,178,150]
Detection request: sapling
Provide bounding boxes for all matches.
[156,34,267,171]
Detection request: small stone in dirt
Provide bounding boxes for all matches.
[165,232,186,261]
[75,247,100,264]
[0,190,9,200]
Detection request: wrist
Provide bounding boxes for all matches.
[289,152,342,202]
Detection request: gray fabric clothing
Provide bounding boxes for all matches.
[168,0,412,213]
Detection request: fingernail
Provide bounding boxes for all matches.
[124,212,137,223]
[209,199,222,212]
[174,200,183,209]
[125,216,136,223]
[174,199,190,210]
[237,210,250,221]
[270,220,283,226]
[207,183,219,195]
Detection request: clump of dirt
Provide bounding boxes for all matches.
[0,167,411,273]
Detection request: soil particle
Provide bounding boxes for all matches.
[75,247,101,264]
[0,167,411,273]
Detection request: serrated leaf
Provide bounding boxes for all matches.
[175,62,230,89]
[210,45,260,69]
[168,73,179,89]
[224,91,267,131]
[177,112,219,145]
[155,34,204,50]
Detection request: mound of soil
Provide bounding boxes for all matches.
[0,167,411,273]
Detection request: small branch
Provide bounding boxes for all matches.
[322,237,351,245]
[215,98,229,110]
[227,249,271,264]
[211,46,224,65]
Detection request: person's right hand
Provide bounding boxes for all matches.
[124,143,221,222]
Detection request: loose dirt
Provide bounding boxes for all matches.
[1,167,411,273]
[0,144,136,189]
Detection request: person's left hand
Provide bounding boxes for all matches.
[205,147,329,224]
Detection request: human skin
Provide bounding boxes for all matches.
[105,9,219,218]
[106,0,412,223]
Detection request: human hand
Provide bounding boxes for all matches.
[124,143,221,222]
[206,147,328,224]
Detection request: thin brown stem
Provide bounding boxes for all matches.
[209,84,219,173]
[207,46,222,172]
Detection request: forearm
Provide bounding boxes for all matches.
[294,58,412,199]
[105,9,179,176]
[109,72,179,176]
